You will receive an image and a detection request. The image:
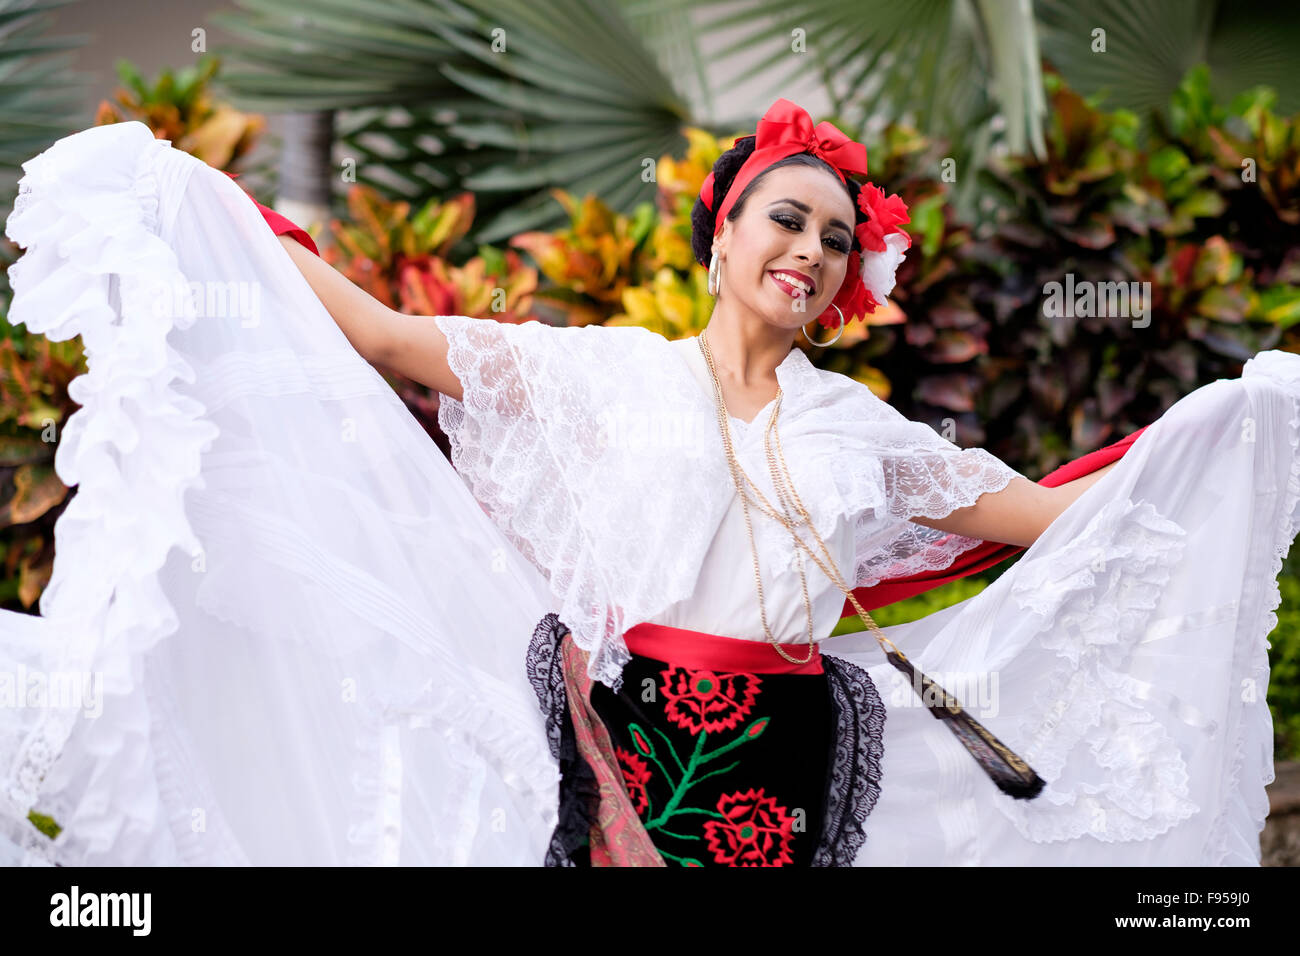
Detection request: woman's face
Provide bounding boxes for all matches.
[714,163,856,333]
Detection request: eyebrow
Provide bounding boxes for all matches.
[767,199,852,239]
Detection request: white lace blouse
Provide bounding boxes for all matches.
[433,316,1024,687]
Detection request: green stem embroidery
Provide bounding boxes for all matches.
[629,701,772,850]
[644,730,708,829]
[657,847,690,866]
[698,729,760,765]
[656,827,701,841]
[684,759,741,790]
[650,725,687,776]
[644,720,764,831]
[670,807,727,819]
[644,749,679,791]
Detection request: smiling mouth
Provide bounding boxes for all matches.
[768,271,815,297]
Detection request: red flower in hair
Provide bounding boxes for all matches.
[819,250,880,325]
[855,182,910,253]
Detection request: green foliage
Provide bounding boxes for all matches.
[93,54,269,175]
[831,572,997,636]
[0,312,84,611]
[0,0,92,300]
[0,0,88,171]
[854,65,1300,481]
[1271,551,1300,762]
[1035,0,1300,126]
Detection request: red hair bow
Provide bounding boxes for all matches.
[700,98,868,231]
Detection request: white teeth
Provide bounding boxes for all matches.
[771,271,812,294]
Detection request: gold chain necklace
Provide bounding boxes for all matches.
[696,329,909,665]
[696,329,1047,799]
[697,328,904,665]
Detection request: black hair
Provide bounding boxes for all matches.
[690,134,868,267]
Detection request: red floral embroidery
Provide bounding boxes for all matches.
[703,788,796,866]
[630,724,653,758]
[660,667,762,735]
[615,747,652,816]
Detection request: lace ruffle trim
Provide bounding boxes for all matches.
[851,447,1020,589]
[0,123,221,860]
[1204,352,1300,863]
[814,654,886,866]
[525,613,600,867]
[998,495,1195,843]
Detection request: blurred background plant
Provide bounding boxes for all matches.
[321,182,539,446]
[0,0,89,616]
[1273,551,1300,763]
[93,53,266,172]
[0,0,91,290]
[878,66,1300,477]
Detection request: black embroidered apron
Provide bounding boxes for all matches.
[526,614,886,866]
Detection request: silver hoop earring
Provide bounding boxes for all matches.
[803,303,845,347]
[708,251,722,296]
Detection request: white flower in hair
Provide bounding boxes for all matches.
[853,181,912,311]
[861,231,911,304]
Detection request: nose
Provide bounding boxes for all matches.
[792,228,823,270]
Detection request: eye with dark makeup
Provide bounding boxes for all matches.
[769,212,851,254]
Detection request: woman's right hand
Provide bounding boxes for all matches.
[276,234,463,400]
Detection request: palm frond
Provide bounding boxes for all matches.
[0,0,89,173]
[1036,0,1300,126]
[210,0,696,243]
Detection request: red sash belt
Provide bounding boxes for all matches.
[622,621,824,675]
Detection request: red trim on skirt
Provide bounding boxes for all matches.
[622,621,824,675]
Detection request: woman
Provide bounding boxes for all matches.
[0,102,1290,866]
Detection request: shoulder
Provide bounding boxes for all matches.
[456,320,676,383]
[509,319,660,342]
[509,320,672,361]
[443,317,660,344]
[806,361,898,419]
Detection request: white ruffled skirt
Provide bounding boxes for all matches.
[0,121,1290,865]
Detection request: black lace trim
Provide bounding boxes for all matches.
[525,612,600,867]
[813,654,886,866]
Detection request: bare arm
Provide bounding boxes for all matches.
[911,460,1120,548]
[276,234,464,400]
